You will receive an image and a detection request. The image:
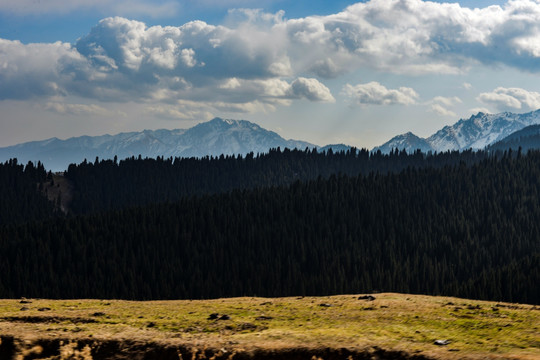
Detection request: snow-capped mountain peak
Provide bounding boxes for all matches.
[0,118,315,171]
[375,109,540,153]
[372,131,433,154]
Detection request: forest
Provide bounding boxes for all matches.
[63,147,489,213]
[0,148,538,304]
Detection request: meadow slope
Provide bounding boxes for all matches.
[0,293,538,359]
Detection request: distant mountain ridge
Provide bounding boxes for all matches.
[0,118,317,171]
[488,124,540,152]
[374,109,540,153]
[5,110,540,172]
[371,132,433,154]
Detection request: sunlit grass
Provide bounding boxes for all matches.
[0,293,538,359]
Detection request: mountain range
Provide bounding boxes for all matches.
[2,110,540,171]
[374,109,540,154]
[0,118,317,171]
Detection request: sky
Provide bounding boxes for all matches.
[1,0,540,149]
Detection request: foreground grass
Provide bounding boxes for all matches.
[0,293,538,359]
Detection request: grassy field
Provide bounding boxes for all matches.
[0,293,538,359]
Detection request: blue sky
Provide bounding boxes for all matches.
[1,0,538,149]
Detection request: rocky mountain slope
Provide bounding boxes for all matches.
[372,132,433,154]
[5,110,540,171]
[0,118,315,171]
[374,110,540,153]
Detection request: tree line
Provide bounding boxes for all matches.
[0,159,57,226]
[0,149,537,304]
[64,147,489,214]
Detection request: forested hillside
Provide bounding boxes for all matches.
[0,160,57,225]
[0,150,538,304]
[64,147,488,213]
[488,124,540,152]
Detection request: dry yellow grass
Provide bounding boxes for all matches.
[0,293,538,359]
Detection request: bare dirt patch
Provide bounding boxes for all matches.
[0,336,434,360]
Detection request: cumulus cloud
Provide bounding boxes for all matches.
[4,1,540,118]
[342,82,418,106]
[281,0,540,75]
[428,96,462,117]
[433,96,462,107]
[71,16,293,91]
[477,87,540,112]
[430,104,456,117]
[287,77,335,103]
[220,78,242,89]
[0,39,75,100]
[0,16,336,115]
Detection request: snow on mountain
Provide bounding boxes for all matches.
[0,118,315,171]
[374,109,540,154]
[427,110,540,151]
[169,118,313,157]
[8,110,539,172]
[372,132,433,154]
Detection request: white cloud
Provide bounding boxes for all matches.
[3,1,540,120]
[477,87,540,112]
[72,16,290,85]
[469,107,491,115]
[179,48,198,68]
[0,39,76,100]
[220,78,241,89]
[282,0,540,75]
[428,96,462,116]
[168,77,333,112]
[463,82,473,90]
[0,16,334,114]
[432,96,462,107]
[430,104,456,117]
[342,82,418,106]
[287,77,335,103]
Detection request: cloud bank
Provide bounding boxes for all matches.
[342,82,418,106]
[478,87,540,112]
[2,1,540,118]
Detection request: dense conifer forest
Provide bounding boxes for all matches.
[64,148,488,213]
[0,148,538,304]
[0,159,56,225]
